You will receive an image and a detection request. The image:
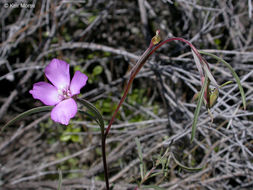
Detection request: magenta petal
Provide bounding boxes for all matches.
[45,59,70,90]
[70,71,88,95]
[29,82,60,106]
[51,98,77,125]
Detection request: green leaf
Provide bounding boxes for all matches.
[171,153,203,172]
[135,137,144,179]
[199,51,246,110]
[72,127,81,133]
[92,65,103,76]
[214,39,221,46]
[71,135,81,142]
[191,75,208,142]
[78,109,98,122]
[77,98,104,134]
[57,169,62,190]
[220,81,233,88]
[103,52,111,57]
[60,134,71,142]
[74,65,84,73]
[135,137,143,161]
[1,106,53,133]
[142,185,166,190]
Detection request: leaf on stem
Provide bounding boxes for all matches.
[77,98,104,132]
[220,81,233,88]
[171,153,203,172]
[57,169,62,190]
[191,50,204,78]
[135,137,144,179]
[202,63,219,87]
[1,106,53,133]
[191,74,209,142]
[141,185,166,190]
[199,51,246,110]
[192,49,218,87]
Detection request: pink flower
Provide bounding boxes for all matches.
[29,59,88,125]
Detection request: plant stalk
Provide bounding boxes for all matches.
[102,137,110,190]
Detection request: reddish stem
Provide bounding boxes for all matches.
[104,42,154,138]
[104,36,211,138]
[149,37,210,78]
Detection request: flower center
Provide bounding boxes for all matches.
[58,87,72,100]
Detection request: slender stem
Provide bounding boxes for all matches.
[77,98,110,189]
[104,42,153,138]
[149,37,209,78]
[101,137,110,190]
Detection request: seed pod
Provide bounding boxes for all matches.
[209,88,219,108]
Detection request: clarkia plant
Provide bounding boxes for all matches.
[3,30,246,190]
[29,59,88,125]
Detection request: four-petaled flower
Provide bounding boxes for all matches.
[29,59,88,125]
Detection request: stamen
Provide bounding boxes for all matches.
[58,86,72,100]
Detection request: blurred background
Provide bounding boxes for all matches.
[0,0,253,189]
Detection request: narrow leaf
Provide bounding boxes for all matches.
[78,109,99,124]
[202,63,218,87]
[142,185,166,190]
[199,51,246,110]
[135,137,143,161]
[1,106,53,133]
[57,169,62,190]
[172,153,203,172]
[191,50,204,78]
[135,137,144,179]
[77,98,104,132]
[191,75,208,142]
[220,81,233,88]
